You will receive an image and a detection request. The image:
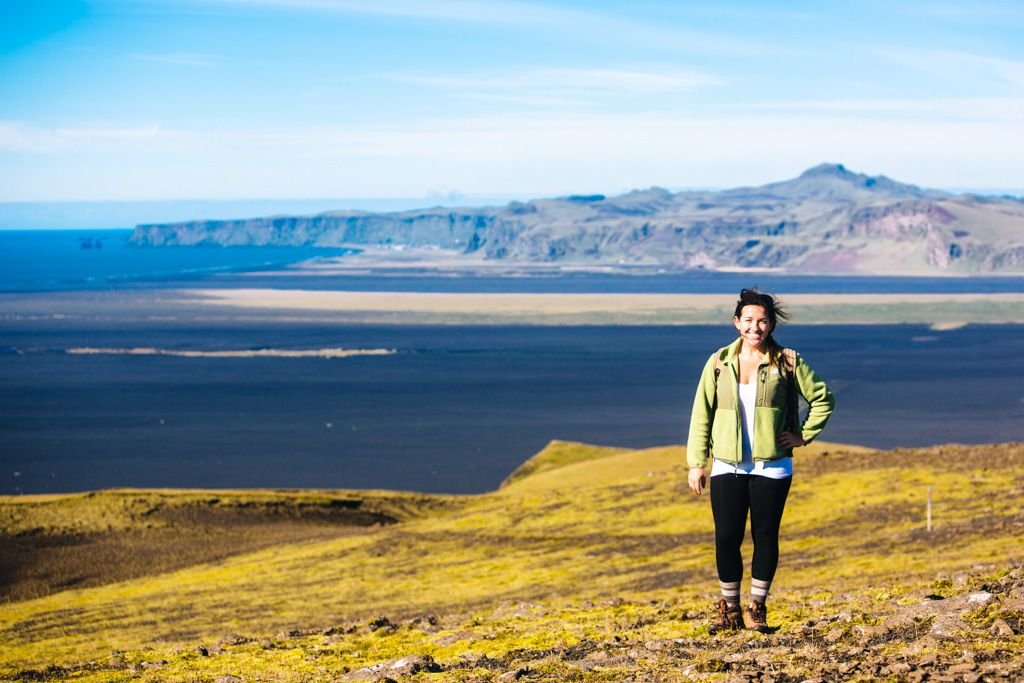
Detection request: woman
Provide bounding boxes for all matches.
[686,289,834,634]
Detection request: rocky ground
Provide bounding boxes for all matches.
[3,442,1022,682]
[9,563,1022,682]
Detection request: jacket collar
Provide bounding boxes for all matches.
[720,338,742,366]
[721,337,770,367]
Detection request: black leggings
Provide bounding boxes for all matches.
[710,473,792,583]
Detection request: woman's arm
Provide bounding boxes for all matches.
[792,353,835,444]
[686,352,719,468]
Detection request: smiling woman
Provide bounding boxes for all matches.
[686,288,835,634]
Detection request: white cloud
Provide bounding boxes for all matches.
[0,122,164,154]
[3,108,1022,200]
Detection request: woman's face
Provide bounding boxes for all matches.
[733,304,773,348]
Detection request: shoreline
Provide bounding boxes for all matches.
[178,289,1024,326]
[2,288,1024,326]
[279,246,1024,278]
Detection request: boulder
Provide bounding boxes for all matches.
[344,654,442,681]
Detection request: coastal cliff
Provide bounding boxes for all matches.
[131,164,1024,274]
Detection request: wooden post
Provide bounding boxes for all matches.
[927,486,932,532]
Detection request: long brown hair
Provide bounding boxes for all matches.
[733,288,791,370]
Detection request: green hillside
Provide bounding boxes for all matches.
[2,440,1022,681]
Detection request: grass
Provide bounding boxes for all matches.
[1,440,1022,681]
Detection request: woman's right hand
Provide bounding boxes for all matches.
[687,467,707,496]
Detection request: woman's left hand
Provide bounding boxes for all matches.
[776,431,806,449]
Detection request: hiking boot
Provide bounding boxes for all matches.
[708,599,743,634]
[744,601,770,633]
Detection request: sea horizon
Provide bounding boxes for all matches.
[2,228,1024,295]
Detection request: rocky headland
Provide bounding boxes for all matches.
[130,164,1024,275]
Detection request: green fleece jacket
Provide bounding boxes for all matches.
[686,338,835,468]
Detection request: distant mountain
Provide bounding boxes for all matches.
[130,164,1024,274]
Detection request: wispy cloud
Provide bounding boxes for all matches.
[131,52,221,67]
[4,110,1024,199]
[0,122,163,154]
[395,66,723,107]
[878,48,1024,90]
[206,0,586,24]
[904,1,1024,26]
[739,97,1024,122]
[401,67,723,92]
[192,0,789,56]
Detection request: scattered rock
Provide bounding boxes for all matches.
[217,633,249,648]
[562,639,598,660]
[990,618,1015,636]
[214,676,244,683]
[344,654,442,681]
[929,613,963,640]
[885,662,912,675]
[574,654,634,672]
[1002,595,1024,611]
[823,626,846,644]
[853,623,890,644]
[967,591,995,605]
[947,662,979,675]
[139,660,166,671]
[409,614,440,632]
[367,615,397,632]
[195,645,209,657]
[497,666,530,681]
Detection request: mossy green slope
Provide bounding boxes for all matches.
[1,440,1022,682]
[499,440,630,488]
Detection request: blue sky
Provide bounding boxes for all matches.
[1,0,1022,201]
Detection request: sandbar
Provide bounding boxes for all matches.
[180,289,1024,326]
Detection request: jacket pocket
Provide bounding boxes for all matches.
[759,368,787,409]
[710,409,737,460]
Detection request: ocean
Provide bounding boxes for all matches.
[0,229,347,293]
[2,322,1022,495]
[1,229,1023,495]
[2,228,1024,294]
